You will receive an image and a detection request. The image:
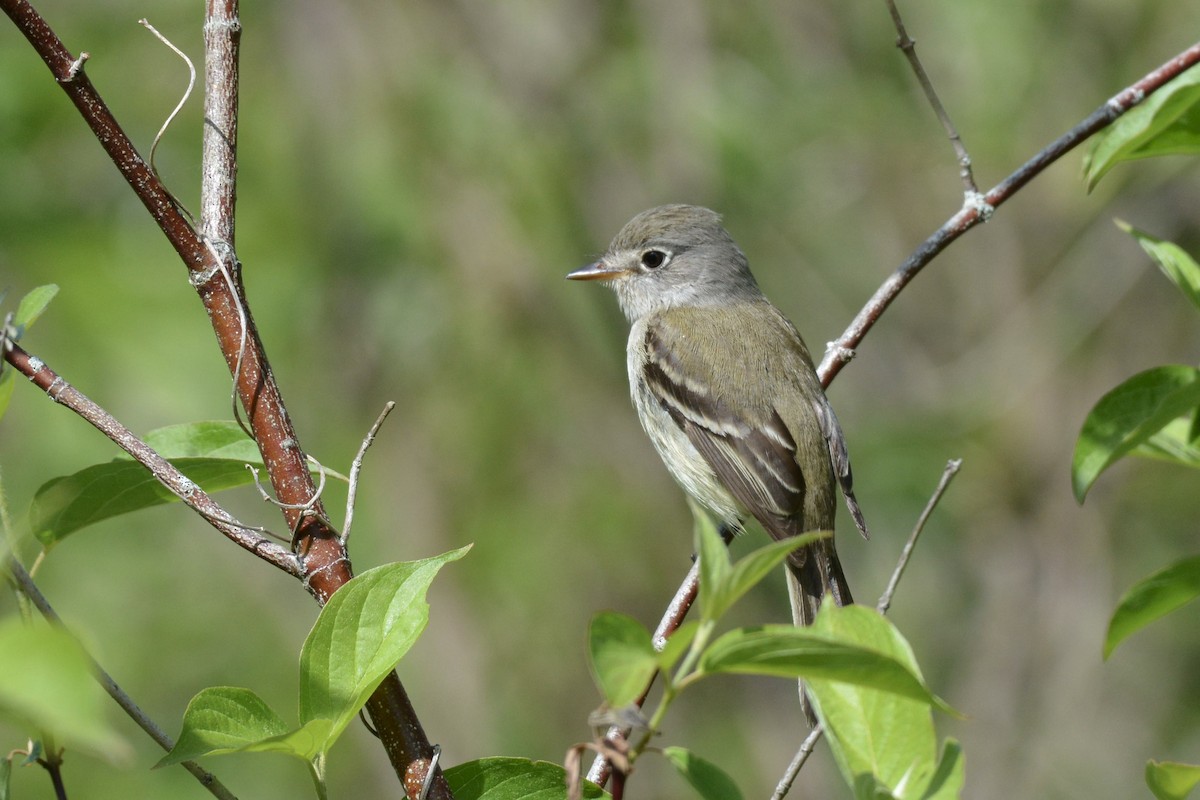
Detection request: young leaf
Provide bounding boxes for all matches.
[1135,417,1200,470]
[445,757,607,799]
[1084,63,1200,190]
[658,620,701,673]
[1116,221,1200,311]
[1072,366,1200,502]
[588,611,658,707]
[156,686,291,767]
[0,618,127,760]
[661,746,743,800]
[805,604,957,799]
[920,740,965,800]
[1105,554,1200,659]
[692,501,732,623]
[298,549,470,753]
[714,531,829,622]
[13,284,60,330]
[0,284,59,422]
[1147,760,1200,800]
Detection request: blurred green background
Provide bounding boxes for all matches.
[2,1,1198,798]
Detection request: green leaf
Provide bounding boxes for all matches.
[1072,366,1200,502]
[1116,221,1200,311]
[1105,554,1200,658]
[716,531,829,621]
[805,604,959,799]
[920,740,965,800]
[0,618,127,760]
[1134,417,1200,469]
[156,686,292,767]
[0,370,14,424]
[695,622,952,714]
[658,620,700,673]
[298,549,470,752]
[27,421,341,546]
[0,284,58,422]
[1147,760,1200,800]
[692,501,732,624]
[661,746,743,800]
[1085,64,1200,189]
[13,284,59,330]
[446,757,607,799]
[588,612,658,707]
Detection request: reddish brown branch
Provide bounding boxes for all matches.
[4,1,449,793]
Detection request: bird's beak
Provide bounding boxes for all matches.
[566,259,627,282]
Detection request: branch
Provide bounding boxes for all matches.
[4,2,451,793]
[817,40,1200,386]
[8,559,239,800]
[3,342,300,574]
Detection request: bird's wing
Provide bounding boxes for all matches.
[640,319,806,537]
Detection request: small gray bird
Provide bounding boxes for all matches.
[568,204,868,638]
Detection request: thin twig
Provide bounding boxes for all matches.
[8,559,239,800]
[877,459,961,614]
[3,341,300,577]
[882,0,978,194]
[342,401,396,545]
[771,725,824,800]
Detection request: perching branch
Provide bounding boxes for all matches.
[817,40,1200,386]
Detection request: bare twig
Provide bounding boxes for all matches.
[3,342,300,576]
[342,402,396,545]
[876,459,961,615]
[882,0,978,194]
[817,40,1200,386]
[771,725,824,800]
[8,559,239,800]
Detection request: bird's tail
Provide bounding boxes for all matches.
[786,538,853,725]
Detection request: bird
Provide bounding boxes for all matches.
[567,204,868,645]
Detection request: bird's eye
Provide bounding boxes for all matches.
[640,249,669,270]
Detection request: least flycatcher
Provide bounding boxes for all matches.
[568,204,868,636]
